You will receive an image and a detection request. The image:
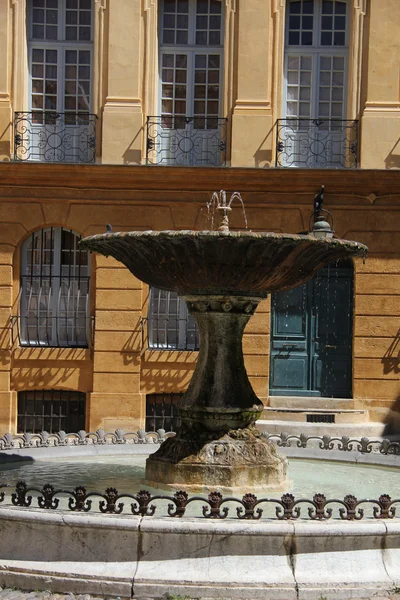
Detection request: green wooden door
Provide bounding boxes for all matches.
[269,260,353,398]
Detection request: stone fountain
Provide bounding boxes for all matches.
[80,193,367,493]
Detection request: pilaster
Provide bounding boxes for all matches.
[102,0,144,164]
[360,0,400,168]
[231,0,281,167]
[0,0,12,160]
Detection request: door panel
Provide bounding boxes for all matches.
[270,262,353,398]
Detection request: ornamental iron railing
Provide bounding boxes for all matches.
[1,430,399,455]
[275,118,358,168]
[0,482,399,520]
[14,111,97,163]
[146,115,227,166]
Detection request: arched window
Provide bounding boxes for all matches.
[277,0,357,167]
[17,227,91,347]
[146,0,226,165]
[148,287,199,350]
[270,259,354,398]
[15,0,95,163]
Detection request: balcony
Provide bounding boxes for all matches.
[275,118,358,168]
[14,111,97,163]
[146,115,227,166]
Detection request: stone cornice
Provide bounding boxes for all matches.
[0,164,400,205]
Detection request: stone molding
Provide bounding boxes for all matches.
[0,508,399,598]
[1,429,399,455]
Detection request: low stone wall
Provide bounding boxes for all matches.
[1,432,400,599]
[0,508,399,599]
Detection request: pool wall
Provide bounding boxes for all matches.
[0,507,399,599]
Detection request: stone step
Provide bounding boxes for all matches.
[267,396,354,410]
[257,419,387,439]
[262,407,370,423]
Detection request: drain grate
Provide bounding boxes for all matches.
[306,413,335,423]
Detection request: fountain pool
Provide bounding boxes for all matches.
[1,450,400,500]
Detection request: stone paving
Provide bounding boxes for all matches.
[1,589,400,600]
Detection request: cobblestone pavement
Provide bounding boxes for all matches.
[0,589,399,600]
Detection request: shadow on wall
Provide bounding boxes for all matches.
[141,365,195,394]
[253,124,274,168]
[385,138,400,169]
[123,127,143,164]
[381,330,400,435]
[0,122,11,161]
[382,327,400,375]
[12,366,79,390]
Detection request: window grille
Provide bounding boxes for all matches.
[17,389,86,433]
[14,227,91,347]
[148,287,200,350]
[307,413,335,423]
[146,392,182,432]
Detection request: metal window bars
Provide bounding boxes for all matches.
[12,227,92,348]
[275,118,359,168]
[17,390,86,434]
[146,115,227,166]
[147,287,200,351]
[14,111,97,163]
[145,392,183,433]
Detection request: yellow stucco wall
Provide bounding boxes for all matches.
[0,165,398,434]
[0,0,399,433]
[0,0,399,167]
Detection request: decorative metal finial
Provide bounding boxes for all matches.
[313,185,325,220]
[309,186,334,239]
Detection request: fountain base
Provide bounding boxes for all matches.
[145,425,288,493]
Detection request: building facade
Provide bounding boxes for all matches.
[0,0,399,435]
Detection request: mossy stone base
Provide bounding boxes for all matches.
[145,426,288,493]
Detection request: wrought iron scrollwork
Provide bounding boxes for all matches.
[131,490,156,516]
[202,491,229,519]
[38,484,60,509]
[2,481,400,520]
[275,118,358,168]
[14,111,97,163]
[11,480,32,507]
[276,493,301,520]
[68,486,92,512]
[146,116,227,166]
[99,487,124,514]
[168,490,189,517]
[236,493,263,520]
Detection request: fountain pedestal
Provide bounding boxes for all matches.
[145,295,288,492]
[80,228,367,494]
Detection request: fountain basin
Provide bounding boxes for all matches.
[80,230,367,296]
[81,229,367,492]
[0,446,400,599]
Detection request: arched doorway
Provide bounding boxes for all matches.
[269,259,353,398]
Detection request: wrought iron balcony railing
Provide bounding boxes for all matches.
[14,111,97,163]
[146,115,227,166]
[275,118,358,168]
